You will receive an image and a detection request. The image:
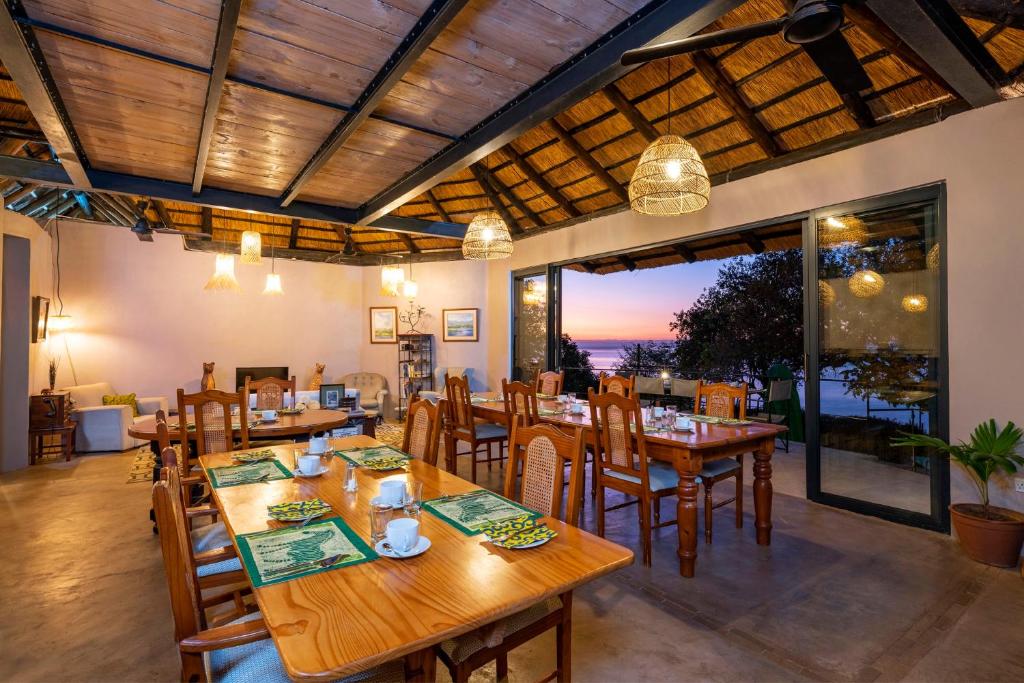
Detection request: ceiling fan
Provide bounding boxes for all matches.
[124,199,211,242]
[621,0,872,99]
[341,227,357,256]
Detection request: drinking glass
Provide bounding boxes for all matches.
[344,462,358,492]
[404,479,424,516]
[291,448,305,471]
[567,392,576,404]
[369,502,394,544]
[665,406,677,429]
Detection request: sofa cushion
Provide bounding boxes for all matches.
[103,392,139,417]
[64,382,114,409]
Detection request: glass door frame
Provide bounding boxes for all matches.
[802,183,950,533]
[510,264,562,380]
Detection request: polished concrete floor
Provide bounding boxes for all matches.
[1,449,1022,683]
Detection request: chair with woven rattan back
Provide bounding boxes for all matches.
[243,375,296,411]
[535,370,564,397]
[502,378,540,429]
[156,410,218,525]
[443,373,507,483]
[436,416,581,683]
[177,388,249,461]
[694,382,748,543]
[598,372,636,398]
[402,398,444,467]
[588,388,678,567]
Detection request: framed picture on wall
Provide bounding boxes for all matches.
[369,307,398,344]
[442,308,479,342]
[31,296,49,343]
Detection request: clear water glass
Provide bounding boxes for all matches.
[567,392,576,404]
[666,406,677,429]
[370,502,394,544]
[344,462,358,492]
[404,479,423,516]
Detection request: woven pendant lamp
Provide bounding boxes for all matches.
[380,264,405,296]
[629,58,709,216]
[819,215,867,248]
[901,294,928,313]
[462,212,513,260]
[926,243,940,271]
[205,254,241,292]
[848,269,885,298]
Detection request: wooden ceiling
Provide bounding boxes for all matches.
[1,0,1022,265]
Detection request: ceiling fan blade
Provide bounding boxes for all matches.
[621,17,787,65]
[801,31,872,95]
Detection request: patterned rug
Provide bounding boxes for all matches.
[376,421,404,448]
[126,447,156,484]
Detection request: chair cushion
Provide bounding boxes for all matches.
[700,458,741,478]
[196,556,243,577]
[605,461,679,492]
[191,522,231,553]
[439,597,561,665]
[206,612,405,683]
[474,423,508,440]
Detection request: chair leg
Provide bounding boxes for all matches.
[180,652,204,683]
[471,444,478,484]
[596,481,605,538]
[487,441,493,470]
[704,481,714,544]
[496,653,509,682]
[736,456,744,529]
[640,496,652,567]
[653,496,661,525]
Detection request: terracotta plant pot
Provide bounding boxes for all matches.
[950,503,1024,568]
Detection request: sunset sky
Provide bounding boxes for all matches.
[561,260,724,341]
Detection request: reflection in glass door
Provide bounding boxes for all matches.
[512,267,560,384]
[806,186,949,531]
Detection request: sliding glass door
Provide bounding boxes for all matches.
[511,266,560,383]
[805,185,949,531]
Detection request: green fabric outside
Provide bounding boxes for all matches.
[767,363,804,442]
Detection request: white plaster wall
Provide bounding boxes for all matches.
[485,97,1024,513]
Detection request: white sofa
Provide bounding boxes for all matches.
[63,382,169,453]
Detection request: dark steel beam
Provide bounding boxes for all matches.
[192,0,242,194]
[3,181,38,206]
[0,126,47,142]
[201,206,213,235]
[0,2,89,186]
[424,189,452,223]
[470,163,524,235]
[601,83,659,143]
[358,0,745,224]
[548,118,628,204]
[690,51,782,157]
[280,0,469,207]
[288,218,300,249]
[618,254,638,271]
[484,165,545,228]
[865,0,1003,106]
[741,232,766,254]
[504,144,580,218]
[370,214,465,240]
[949,0,1024,31]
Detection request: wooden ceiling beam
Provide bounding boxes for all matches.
[280,0,470,207]
[358,0,746,224]
[424,189,452,223]
[741,232,766,254]
[289,218,300,249]
[192,0,242,194]
[469,163,524,235]
[0,126,47,143]
[201,206,213,235]
[672,243,697,263]
[690,51,782,157]
[548,118,628,204]
[579,261,598,274]
[618,254,638,271]
[479,164,544,228]
[504,144,580,219]
[0,2,90,186]
[864,0,1002,106]
[601,84,659,143]
[151,198,174,229]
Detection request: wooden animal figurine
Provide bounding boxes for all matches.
[309,363,326,391]
[201,362,215,391]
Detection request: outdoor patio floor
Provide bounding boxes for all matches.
[1,449,1021,682]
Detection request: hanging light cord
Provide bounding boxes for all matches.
[54,218,64,315]
[667,57,672,136]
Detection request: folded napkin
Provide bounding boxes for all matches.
[479,516,557,549]
[267,497,332,521]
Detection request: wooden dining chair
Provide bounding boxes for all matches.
[535,370,564,397]
[402,398,445,467]
[598,372,636,398]
[436,416,583,683]
[694,382,748,543]
[156,410,217,526]
[444,373,507,483]
[501,378,540,428]
[243,375,296,411]
[589,389,678,567]
[176,388,250,468]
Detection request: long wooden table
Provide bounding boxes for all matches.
[129,408,350,443]
[469,393,786,578]
[200,436,633,681]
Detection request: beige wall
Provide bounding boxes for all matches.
[485,96,1024,513]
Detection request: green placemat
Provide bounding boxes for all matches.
[538,408,562,416]
[336,445,410,467]
[236,517,377,587]
[232,448,277,463]
[208,459,293,488]
[423,490,539,535]
[178,420,259,432]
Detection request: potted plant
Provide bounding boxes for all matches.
[893,420,1024,567]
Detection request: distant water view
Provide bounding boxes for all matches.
[572,339,922,425]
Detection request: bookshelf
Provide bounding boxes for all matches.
[397,333,434,420]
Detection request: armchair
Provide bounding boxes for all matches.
[63,382,169,452]
[339,372,388,419]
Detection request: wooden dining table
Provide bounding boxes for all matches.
[469,393,787,578]
[129,408,350,444]
[199,435,633,681]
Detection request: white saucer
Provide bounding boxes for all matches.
[260,418,279,423]
[293,465,329,478]
[376,536,431,559]
[370,494,407,508]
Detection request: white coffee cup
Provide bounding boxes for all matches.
[308,435,328,455]
[297,454,321,475]
[570,403,583,415]
[262,409,277,421]
[380,480,406,507]
[386,517,420,553]
[675,415,691,430]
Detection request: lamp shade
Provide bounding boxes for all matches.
[848,269,885,298]
[401,279,418,299]
[818,281,836,307]
[240,230,262,264]
[819,215,868,248]
[462,212,513,260]
[380,264,405,296]
[628,135,710,216]
[926,243,940,271]
[48,313,73,333]
[263,272,283,296]
[205,254,240,292]
[901,294,928,313]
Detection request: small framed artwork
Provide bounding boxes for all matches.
[369,306,398,344]
[442,308,479,342]
[31,296,49,343]
[319,384,346,410]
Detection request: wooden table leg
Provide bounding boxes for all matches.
[753,440,774,546]
[675,457,701,577]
